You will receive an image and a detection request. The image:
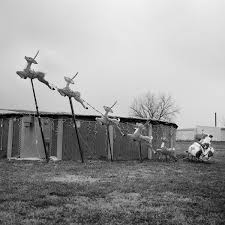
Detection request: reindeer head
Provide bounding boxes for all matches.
[103,106,114,114]
[102,101,117,116]
[24,50,39,67]
[134,123,146,133]
[64,73,78,89]
[25,56,38,65]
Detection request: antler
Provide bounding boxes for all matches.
[72,72,78,80]
[33,50,40,60]
[110,101,117,109]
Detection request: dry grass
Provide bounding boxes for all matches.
[0,151,225,225]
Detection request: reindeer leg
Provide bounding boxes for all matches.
[80,100,88,109]
[37,76,55,90]
[74,97,88,109]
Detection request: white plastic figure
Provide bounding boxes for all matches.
[187,134,215,161]
[16,51,55,90]
[96,101,124,136]
[155,137,177,161]
[57,73,88,109]
[126,123,153,147]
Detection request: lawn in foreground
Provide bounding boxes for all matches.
[0,152,225,225]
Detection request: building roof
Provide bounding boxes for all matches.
[177,128,195,131]
[0,108,178,128]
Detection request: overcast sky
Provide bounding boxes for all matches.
[0,0,225,128]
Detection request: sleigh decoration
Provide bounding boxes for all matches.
[187,140,215,162]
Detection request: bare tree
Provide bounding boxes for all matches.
[130,92,180,122]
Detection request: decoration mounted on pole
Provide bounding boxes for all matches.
[56,73,87,163]
[16,51,53,162]
[125,122,153,162]
[96,101,124,161]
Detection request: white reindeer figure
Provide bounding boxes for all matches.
[96,101,124,136]
[155,137,177,161]
[16,51,55,90]
[57,73,88,109]
[126,123,153,148]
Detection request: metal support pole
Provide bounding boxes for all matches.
[107,125,113,162]
[30,79,49,162]
[68,97,84,163]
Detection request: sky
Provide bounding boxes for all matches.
[0,0,225,128]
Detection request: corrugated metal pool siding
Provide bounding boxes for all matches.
[113,122,148,160]
[170,126,177,148]
[62,119,80,160]
[151,123,176,152]
[163,124,172,148]
[50,119,58,157]
[0,118,9,158]
[91,122,108,159]
[2,119,9,150]
[77,120,103,160]
[77,120,96,159]
[12,118,20,157]
[62,119,108,160]
[152,124,163,150]
[0,112,178,160]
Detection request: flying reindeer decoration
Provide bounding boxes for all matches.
[56,72,87,163]
[126,123,153,147]
[16,51,51,162]
[96,101,124,136]
[57,73,88,109]
[96,101,124,161]
[125,122,153,162]
[155,137,177,161]
[16,51,55,90]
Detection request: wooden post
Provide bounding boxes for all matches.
[148,123,153,159]
[107,125,113,161]
[68,97,84,163]
[7,119,14,159]
[57,119,63,160]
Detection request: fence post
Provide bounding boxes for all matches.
[107,125,114,160]
[7,119,14,159]
[57,119,63,160]
[170,127,176,148]
[148,123,153,159]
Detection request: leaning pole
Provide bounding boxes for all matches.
[95,101,124,162]
[68,96,84,163]
[106,125,113,162]
[57,73,88,163]
[16,51,51,162]
[30,79,49,162]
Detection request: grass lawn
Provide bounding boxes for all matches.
[0,151,225,225]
